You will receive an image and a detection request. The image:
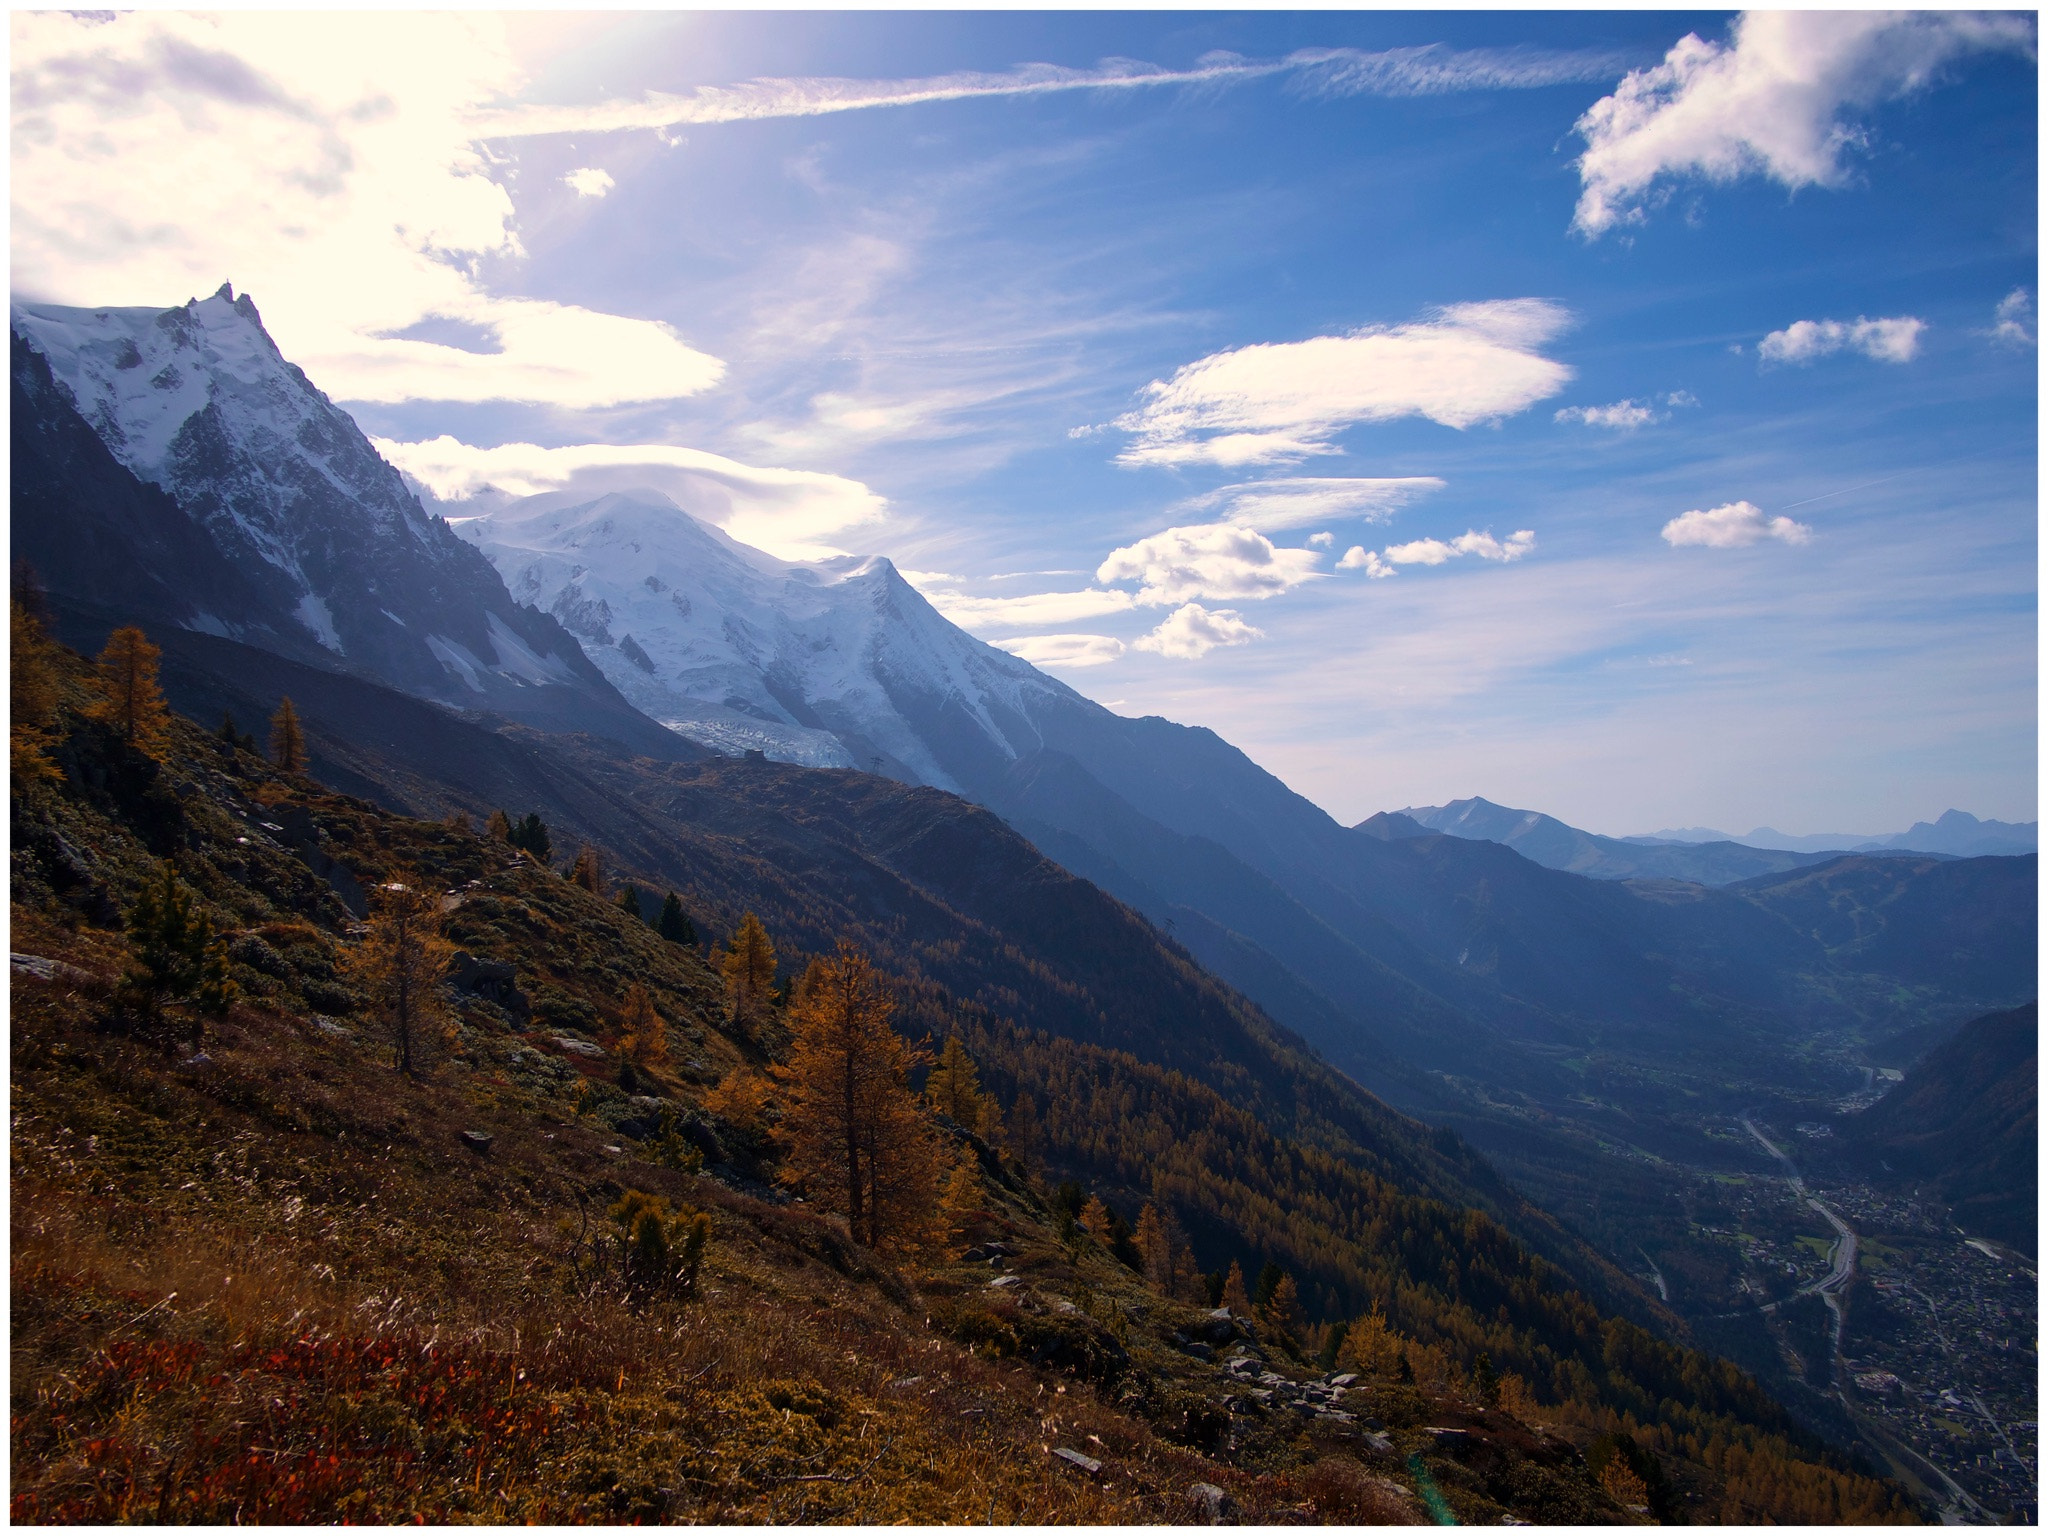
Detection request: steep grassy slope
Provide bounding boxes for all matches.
[9,627,1923,1524]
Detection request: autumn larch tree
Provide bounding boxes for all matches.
[925,1032,998,1136]
[720,911,776,1025]
[344,870,455,1077]
[269,695,306,773]
[12,596,64,783]
[618,982,669,1069]
[91,626,173,759]
[1079,1194,1115,1244]
[1221,1259,1254,1319]
[773,941,937,1251]
[486,808,513,843]
[567,843,602,892]
[941,1147,986,1239]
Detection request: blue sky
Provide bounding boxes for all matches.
[12,10,2037,834]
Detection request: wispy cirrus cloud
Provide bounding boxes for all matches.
[925,587,1137,630]
[1661,500,1812,549]
[1174,476,1445,530]
[471,44,1627,139]
[1572,11,2033,237]
[1113,300,1574,467]
[1988,288,2035,349]
[1758,316,1924,366]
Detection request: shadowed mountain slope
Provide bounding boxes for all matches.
[1843,1004,2037,1254]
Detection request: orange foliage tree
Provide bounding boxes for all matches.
[91,626,173,758]
[773,942,937,1251]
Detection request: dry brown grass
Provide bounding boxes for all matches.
[12,960,1351,1524]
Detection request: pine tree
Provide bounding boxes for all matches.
[610,1189,710,1296]
[117,861,237,1032]
[720,911,776,1024]
[11,597,63,783]
[618,983,669,1069]
[656,891,697,945]
[344,870,455,1077]
[508,812,552,865]
[90,626,173,758]
[486,808,513,843]
[772,942,937,1251]
[616,884,643,921]
[567,843,601,892]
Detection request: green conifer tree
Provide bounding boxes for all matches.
[656,891,697,945]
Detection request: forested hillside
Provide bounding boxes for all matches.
[9,600,1922,1523]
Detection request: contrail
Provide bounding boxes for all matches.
[469,45,1630,138]
[1778,474,1908,511]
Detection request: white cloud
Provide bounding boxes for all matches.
[1990,288,2036,348]
[995,633,1127,668]
[1661,500,1812,549]
[1173,475,1445,530]
[11,11,722,408]
[1339,546,1396,579]
[563,166,615,198]
[1095,522,1324,604]
[925,587,1136,631]
[1572,11,2033,236]
[1555,400,1660,430]
[1757,316,1925,366]
[1383,529,1536,566]
[1113,300,1573,466]
[472,45,1628,138]
[1131,603,1263,660]
[374,435,884,559]
[1307,531,1335,548]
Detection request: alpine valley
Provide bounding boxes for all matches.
[11,290,2036,1523]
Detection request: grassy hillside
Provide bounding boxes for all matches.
[11,621,1922,1523]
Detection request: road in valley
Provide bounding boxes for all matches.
[1739,1117,1989,1525]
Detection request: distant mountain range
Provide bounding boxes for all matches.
[1362,797,1842,885]
[1371,796,2034,880]
[14,288,2034,1300]
[1635,809,2036,858]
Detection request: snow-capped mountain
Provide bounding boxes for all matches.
[11,286,654,740]
[458,488,1089,790]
